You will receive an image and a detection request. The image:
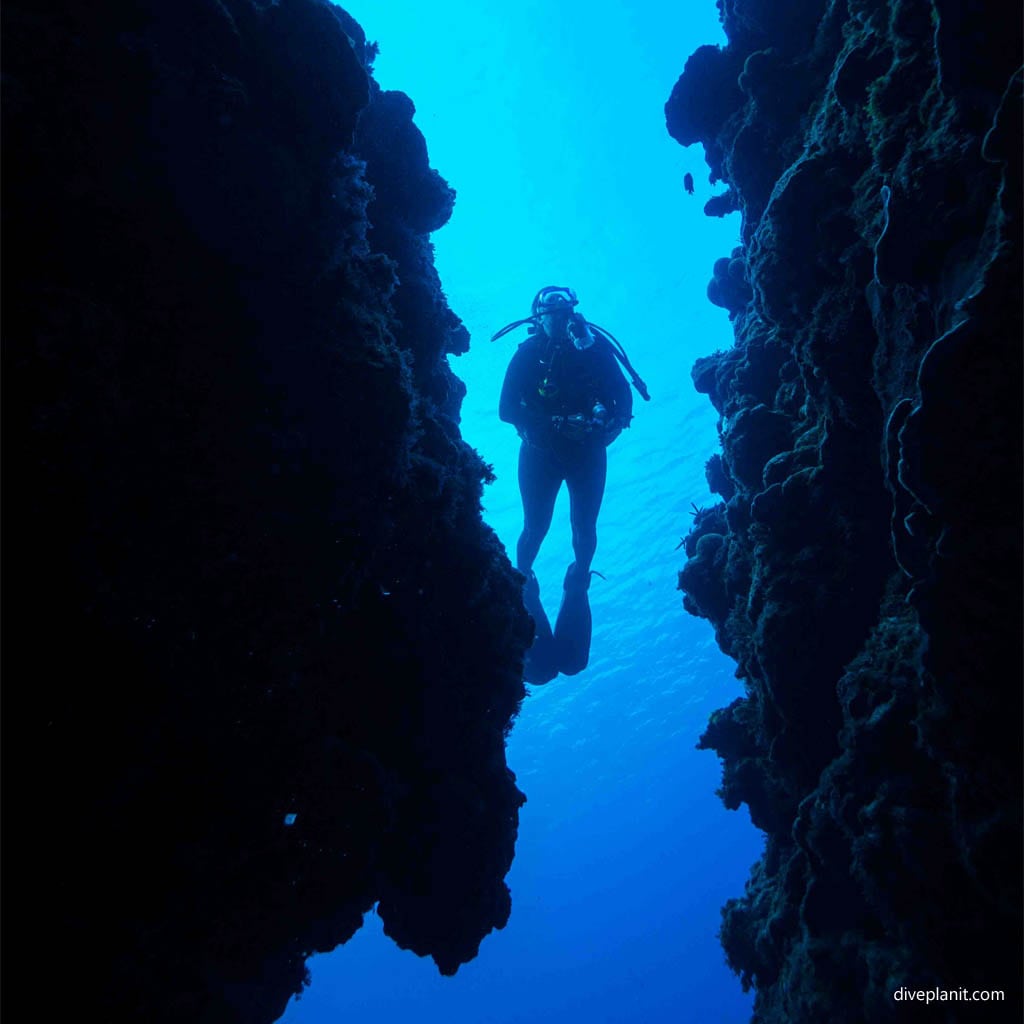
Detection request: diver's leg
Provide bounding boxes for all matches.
[516,443,563,575]
[565,445,607,575]
[554,445,604,675]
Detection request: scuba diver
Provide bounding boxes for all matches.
[492,286,649,683]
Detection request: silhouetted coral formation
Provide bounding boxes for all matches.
[669,1,1021,1020]
[7,2,530,1020]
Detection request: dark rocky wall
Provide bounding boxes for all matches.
[668,1,1021,1021]
[6,2,531,1021]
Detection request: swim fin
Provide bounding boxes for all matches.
[552,562,592,676]
[522,571,558,685]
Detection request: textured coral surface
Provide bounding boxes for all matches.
[7,2,530,1020]
[669,1,1021,1021]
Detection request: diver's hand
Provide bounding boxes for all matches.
[598,417,623,447]
[517,410,555,447]
[567,312,586,338]
[566,312,594,350]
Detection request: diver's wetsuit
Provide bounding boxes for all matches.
[499,332,632,576]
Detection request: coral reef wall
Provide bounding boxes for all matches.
[668,1,1021,1021]
[7,2,530,1021]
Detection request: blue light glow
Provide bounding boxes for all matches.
[281,3,761,1020]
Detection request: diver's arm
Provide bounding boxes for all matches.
[499,347,530,427]
[613,363,633,428]
[500,346,551,442]
[598,346,634,444]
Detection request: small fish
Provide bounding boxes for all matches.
[683,172,694,195]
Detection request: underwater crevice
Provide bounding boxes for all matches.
[668,1,1021,1020]
[7,1,530,1020]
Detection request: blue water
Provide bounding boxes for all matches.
[281,3,762,1020]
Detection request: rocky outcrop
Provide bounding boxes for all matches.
[7,2,530,1021]
[669,1,1021,1020]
